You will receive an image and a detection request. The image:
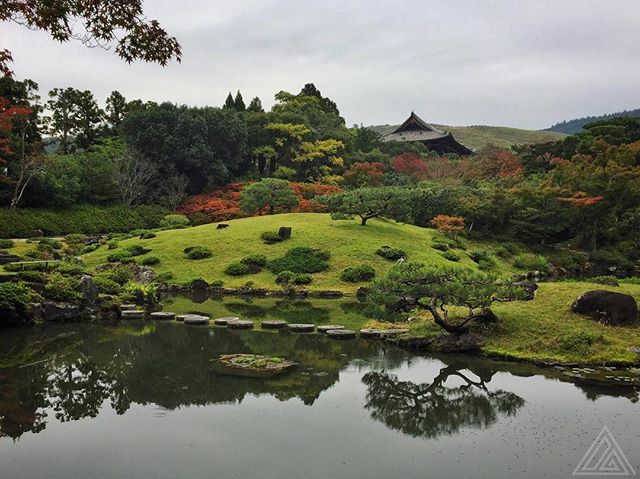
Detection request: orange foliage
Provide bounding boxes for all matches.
[393,153,427,179]
[558,191,605,207]
[178,182,342,222]
[343,162,385,187]
[431,215,465,234]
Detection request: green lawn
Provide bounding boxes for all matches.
[81,213,518,292]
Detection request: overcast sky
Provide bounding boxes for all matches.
[4,0,640,129]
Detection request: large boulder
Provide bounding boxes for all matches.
[571,290,638,326]
[42,301,85,322]
[429,333,485,352]
[76,275,98,307]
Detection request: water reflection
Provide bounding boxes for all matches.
[362,363,525,438]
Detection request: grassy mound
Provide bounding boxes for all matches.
[80,213,518,292]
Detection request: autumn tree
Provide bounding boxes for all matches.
[393,152,427,180]
[343,162,385,188]
[430,215,465,236]
[368,263,519,334]
[0,0,181,74]
[321,187,411,226]
[239,178,299,215]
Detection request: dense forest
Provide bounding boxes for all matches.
[546,108,640,134]
[1,75,640,277]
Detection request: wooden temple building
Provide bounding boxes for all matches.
[382,112,473,156]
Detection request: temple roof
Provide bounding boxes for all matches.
[382,112,473,155]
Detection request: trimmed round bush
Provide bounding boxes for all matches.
[93,276,122,295]
[441,251,460,262]
[261,231,285,244]
[107,240,119,250]
[139,231,157,239]
[107,250,133,263]
[224,261,251,276]
[126,244,151,256]
[186,246,212,260]
[513,253,548,271]
[268,247,330,274]
[0,282,42,327]
[275,271,312,285]
[141,256,161,266]
[340,265,376,282]
[241,254,267,267]
[160,214,190,229]
[375,246,406,260]
[0,239,15,249]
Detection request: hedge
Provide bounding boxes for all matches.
[0,204,166,238]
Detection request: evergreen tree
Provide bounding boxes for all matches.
[247,96,264,113]
[105,90,127,134]
[234,91,246,111]
[223,92,235,110]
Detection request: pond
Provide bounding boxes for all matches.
[0,298,639,479]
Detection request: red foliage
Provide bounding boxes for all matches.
[431,215,465,234]
[393,153,427,179]
[0,96,32,163]
[343,162,385,187]
[558,191,605,207]
[178,182,342,222]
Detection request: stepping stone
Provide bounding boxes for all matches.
[261,320,288,329]
[150,312,175,321]
[176,314,187,322]
[183,314,210,325]
[378,328,409,338]
[327,329,356,340]
[359,328,383,339]
[121,310,144,320]
[120,304,137,311]
[317,325,345,334]
[214,317,239,326]
[227,319,254,330]
[288,323,315,333]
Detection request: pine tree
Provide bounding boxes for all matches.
[234,91,246,111]
[223,92,235,110]
[247,96,264,113]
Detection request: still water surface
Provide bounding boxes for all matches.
[0,299,638,479]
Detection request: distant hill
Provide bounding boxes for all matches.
[370,124,565,151]
[546,108,640,135]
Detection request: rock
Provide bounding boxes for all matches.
[176,314,187,322]
[317,325,345,333]
[216,224,230,229]
[571,290,638,326]
[393,335,434,350]
[511,281,538,301]
[183,314,210,325]
[313,290,344,299]
[591,276,620,287]
[379,328,409,339]
[190,278,209,291]
[327,329,356,339]
[211,354,297,378]
[121,310,145,320]
[261,320,288,329]
[0,252,20,265]
[278,226,292,239]
[288,323,315,333]
[42,301,84,322]
[429,333,485,352]
[150,312,175,321]
[214,316,239,326]
[227,319,254,330]
[134,266,156,285]
[359,328,383,339]
[120,304,137,311]
[76,275,98,307]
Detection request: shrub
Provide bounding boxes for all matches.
[55,261,85,276]
[495,242,519,259]
[122,282,158,306]
[441,251,460,262]
[126,244,151,256]
[139,231,156,239]
[107,240,119,250]
[16,270,46,283]
[186,246,212,260]
[0,239,15,248]
[107,251,133,263]
[513,253,549,272]
[97,265,134,285]
[43,272,82,302]
[141,256,161,266]
[275,271,312,285]
[557,331,607,352]
[241,254,267,267]
[432,242,449,252]
[0,204,166,238]
[224,261,251,276]
[80,243,100,254]
[64,234,88,243]
[39,238,63,250]
[268,247,330,274]
[159,214,190,229]
[261,231,285,244]
[589,249,634,271]
[341,265,376,282]
[94,276,122,295]
[375,246,406,260]
[0,282,42,328]
[469,251,496,269]
[154,272,175,283]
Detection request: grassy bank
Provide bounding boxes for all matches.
[81,213,519,292]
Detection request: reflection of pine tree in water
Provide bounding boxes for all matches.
[362,363,525,439]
